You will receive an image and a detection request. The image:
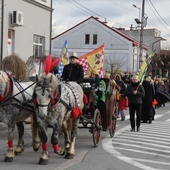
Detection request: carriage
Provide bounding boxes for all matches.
[0,54,118,164]
[80,77,117,147]
[0,71,117,164]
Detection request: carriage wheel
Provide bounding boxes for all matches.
[92,108,102,147]
[109,113,117,138]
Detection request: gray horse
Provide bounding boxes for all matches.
[0,70,41,162]
[34,72,84,165]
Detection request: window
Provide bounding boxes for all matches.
[85,34,90,44]
[93,34,97,44]
[33,35,45,56]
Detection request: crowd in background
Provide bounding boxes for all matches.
[59,51,170,132]
[111,72,170,131]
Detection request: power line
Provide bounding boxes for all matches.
[54,0,91,16]
[147,0,170,36]
[148,0,170,27]
[54,0,131,28]
[72,0,105,19]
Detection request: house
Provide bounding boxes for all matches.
[118,26,166,54]
[52,16,148,73]
[0,0,52,66]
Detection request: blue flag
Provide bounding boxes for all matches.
[58,40,68,76]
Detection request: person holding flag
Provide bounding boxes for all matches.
[61,52,84,83]
[125,75,145,132]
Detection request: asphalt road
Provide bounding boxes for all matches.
[0,102,170,170]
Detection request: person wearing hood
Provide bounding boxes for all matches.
[125,75,145,132]
[141,76,155,123]
[61,52,84,83]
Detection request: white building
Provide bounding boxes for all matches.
[0,0,52,65]
[118,26,166,54]
[52,16,148,73]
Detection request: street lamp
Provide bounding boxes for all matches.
[133,4,141,71]
[132,4,141,22]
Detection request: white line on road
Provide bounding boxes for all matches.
[132,157,170,166]
[102,112,169,170]
[102,137,158,170]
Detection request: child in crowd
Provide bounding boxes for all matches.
[118,95,128,121]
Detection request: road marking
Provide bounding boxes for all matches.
[113,137,170,149]
[132,158,170,166]
[102,136,157,170]
[114,134,170,145]
[102,113,170,170]
[113,145,170,158]
[117,114,163,121]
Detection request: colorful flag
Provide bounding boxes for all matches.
[137,49,156,84]
[78,44,104,78]
[58,40,68,76]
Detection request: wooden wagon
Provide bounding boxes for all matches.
[79,77,117,147]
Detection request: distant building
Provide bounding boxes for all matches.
[117,26,166,54]
[0,0,52,63]
[52,16,148,73]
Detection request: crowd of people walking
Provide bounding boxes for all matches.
[112,73,170,132]
[60,51,170,132]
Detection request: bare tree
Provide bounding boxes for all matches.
[104,54,128,74]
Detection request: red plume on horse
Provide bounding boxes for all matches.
[44,55,60,75]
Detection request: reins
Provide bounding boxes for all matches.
[11,82,36,101]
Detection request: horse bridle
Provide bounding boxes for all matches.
[34,85,51,107]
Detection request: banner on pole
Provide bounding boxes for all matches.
[78,44,104,78]
[58,40,68,76]
[137,50,156,84]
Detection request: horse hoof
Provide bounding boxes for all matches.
[14,147,24,155]
[55,150,65,156]
[33,146,40,152]
[33,142,41,152]
[14,152,21,155]
[65,153,74,159]
[38,158,48,165]
[4,157,13,162]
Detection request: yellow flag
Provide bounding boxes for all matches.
[78,44,104,78]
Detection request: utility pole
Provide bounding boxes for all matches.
[139,0,145,68]
[49,0,53,55]
[0,0,4,69]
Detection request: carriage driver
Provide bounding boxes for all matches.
[61,52,84,83]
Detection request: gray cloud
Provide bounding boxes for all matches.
[52,0,170,43]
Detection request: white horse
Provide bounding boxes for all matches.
[34,72,84,165]
[0,70,41,162]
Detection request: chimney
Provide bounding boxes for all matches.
[130,24,133,30]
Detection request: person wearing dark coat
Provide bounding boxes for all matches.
[141,76,154,123]
[61,52,84,83]
[115,74,126,94]
[115,74,126,118]
[125,75,145,132]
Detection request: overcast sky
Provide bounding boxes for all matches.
[52,0,170,46]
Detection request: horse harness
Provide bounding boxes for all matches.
[35,80,80,111]
[0,74,35,112]
[0,74,13,105]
